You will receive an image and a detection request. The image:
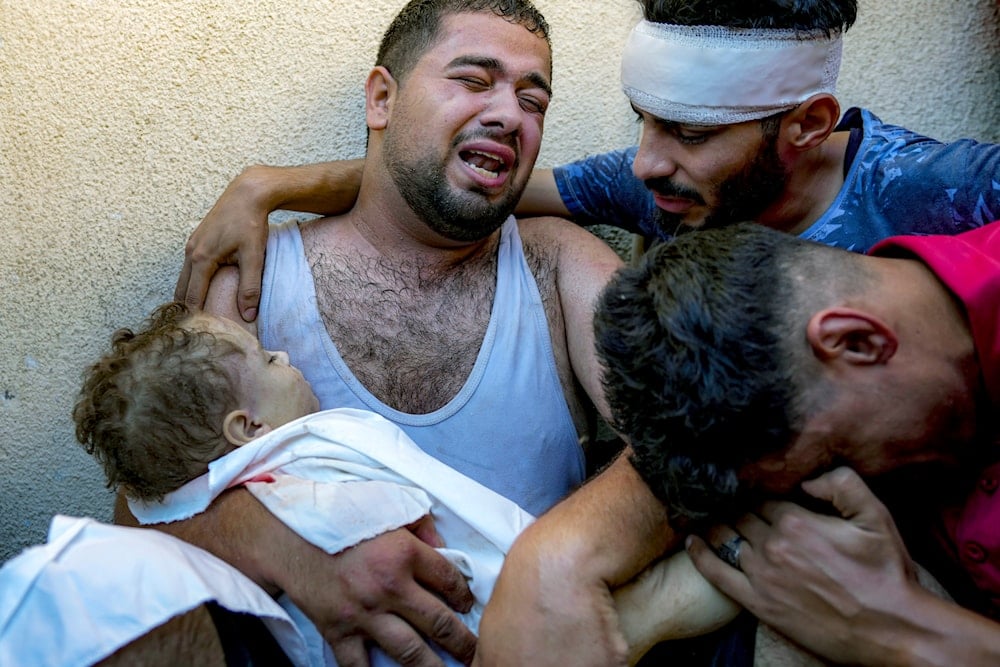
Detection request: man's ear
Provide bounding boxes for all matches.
[365,66,397,131]
[782,93,840,151]
[806,307,898,365]
[222,410,273,446]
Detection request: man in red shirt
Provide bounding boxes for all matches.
[594,221,1000,664]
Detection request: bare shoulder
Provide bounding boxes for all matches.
[516,216,623,273]
[516,215,615,247]
[515,215,624,315]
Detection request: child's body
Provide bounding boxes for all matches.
[70,302,739,666]
[130,405,535,666]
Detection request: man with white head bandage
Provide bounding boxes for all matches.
[619,21,843,126]
[580,0,999,248]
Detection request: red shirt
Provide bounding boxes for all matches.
[871,221,1000,616]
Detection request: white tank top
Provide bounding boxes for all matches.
[259,217,584,515]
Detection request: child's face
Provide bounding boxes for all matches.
[194,314,320,429]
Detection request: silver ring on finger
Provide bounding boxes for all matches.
[717,535,745,571]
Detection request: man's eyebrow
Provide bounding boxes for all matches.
[629,104,717,131]
[448,55,552,98]
[629,103,677,129]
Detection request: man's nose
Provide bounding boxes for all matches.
[479,88,524,135]
[632,124,678,182]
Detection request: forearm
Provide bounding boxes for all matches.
[614,550,740,665]
[476,454,677,665]
[873,586,1000,667]
[237,159,364,216]
[513,169,571,218]
[148,488,292,596]
[516,453,674,585]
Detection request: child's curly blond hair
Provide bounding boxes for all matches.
[74,302,242,501]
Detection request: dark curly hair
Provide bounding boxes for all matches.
[376,0,551,83]
[639,0,857,36]
[73,302,241,501]
[595,224,813,525]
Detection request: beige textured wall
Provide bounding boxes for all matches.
[1,0,997,562]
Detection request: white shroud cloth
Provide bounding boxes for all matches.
[1,409,535,666]
[0,515,311,667]
[130,408,537,665]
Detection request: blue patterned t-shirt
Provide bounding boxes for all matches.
[552,108,1000,251]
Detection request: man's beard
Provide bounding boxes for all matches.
[651,132,789,239]
[382,130,521,242]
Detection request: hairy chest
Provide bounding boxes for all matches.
[304,236,563,414]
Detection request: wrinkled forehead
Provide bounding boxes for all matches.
[621,21,842,126]
[427,11,552,76]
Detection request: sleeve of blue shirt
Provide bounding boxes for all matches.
[885,136,1000,232]
[812,109,1000,251]
[551,146,662,239]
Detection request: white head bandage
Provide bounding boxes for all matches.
[621,21,843,125]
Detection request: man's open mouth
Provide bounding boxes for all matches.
[461,149,508,179]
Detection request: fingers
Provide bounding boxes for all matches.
[801,467,886,525]
[174,236,261,318]
[401,600,476,665]
[377,535,475,659]
[331,635,372,667]
[328,564,474,665]
[685,534,754,608]
[412,544,475,614]
[362,583,475,666]
[178,257,216,311]
[175,231,262,317]
[174,173,270,315]
[737,501,850,563]
[331,611,465,667]
[284,527,476,666]
[236,241,265,322]
[174,255,193,302]
[176,227,226,311]
[406,516,471,609]
[175,228,218,310]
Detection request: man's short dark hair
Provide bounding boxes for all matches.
[596,223,873,523]
[376,0,551,83]
[595,224,803,524]
[639,0,857,35]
